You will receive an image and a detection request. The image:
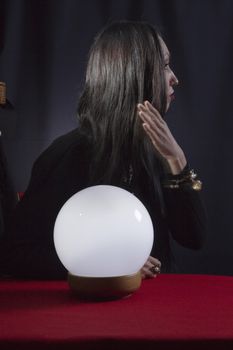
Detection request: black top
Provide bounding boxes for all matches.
[0,128,207,279]
[0,135,17,239]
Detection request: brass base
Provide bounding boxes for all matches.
[67,271,142,300]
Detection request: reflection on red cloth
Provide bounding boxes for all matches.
[0,274,233,349]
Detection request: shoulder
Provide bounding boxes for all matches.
[50,127,86,148]
[34,127,90,168]
[39,128,87,159]
[27,127,91,192]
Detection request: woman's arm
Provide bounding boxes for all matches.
[137,101,207,249]
[162,184,207,249]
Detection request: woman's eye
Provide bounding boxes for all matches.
[164,63,170,69]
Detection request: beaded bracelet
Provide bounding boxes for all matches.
[162,169,202,191]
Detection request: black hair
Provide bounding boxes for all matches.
[77,20,167,209]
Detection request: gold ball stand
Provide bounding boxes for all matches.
[68,271,142,300]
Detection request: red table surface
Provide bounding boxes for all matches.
[0,274,233,350]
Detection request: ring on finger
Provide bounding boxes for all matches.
[149,265,161,275]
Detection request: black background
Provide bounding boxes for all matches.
[1,0,233,275]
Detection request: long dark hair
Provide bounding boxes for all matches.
[78,21,167,204]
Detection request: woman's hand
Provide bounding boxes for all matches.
[141,256,161,279]
[137,101,187,175]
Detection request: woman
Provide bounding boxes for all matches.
[0,21,206,279]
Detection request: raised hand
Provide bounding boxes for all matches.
[137,101,187,175]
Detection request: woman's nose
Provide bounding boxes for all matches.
[171,71,179,86]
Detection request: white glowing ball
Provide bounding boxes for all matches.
[54,185,154,277]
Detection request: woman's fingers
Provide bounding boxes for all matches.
[138,110,163,132]
[138,102,181,150]
[138,101,164,123]
[141,267,155,279]
[138,103,164,129]
[144,100,164,123]
[142,123,168,155]
[141,256,162,279]
[148,256,162,267]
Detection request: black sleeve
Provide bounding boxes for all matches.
[0,128,90,280]
[162,185,207,250]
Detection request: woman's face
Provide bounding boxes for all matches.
[159,38,178,112]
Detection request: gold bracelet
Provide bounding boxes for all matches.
[162,169,202,191]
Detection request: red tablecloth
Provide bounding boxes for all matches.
[0,274,233,350]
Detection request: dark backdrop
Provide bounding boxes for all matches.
[1,0,233,275]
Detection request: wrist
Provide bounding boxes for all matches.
[166,154,187,175]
